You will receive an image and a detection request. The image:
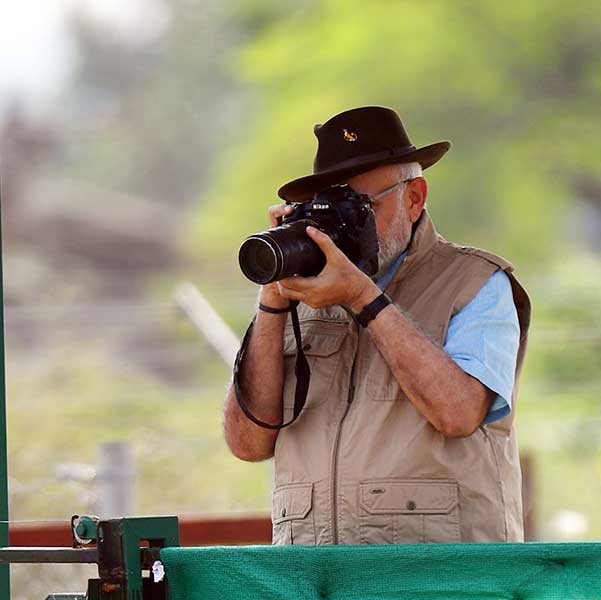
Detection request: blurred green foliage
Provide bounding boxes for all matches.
[185,0,601,271]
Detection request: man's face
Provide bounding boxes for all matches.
[345,164,417,276]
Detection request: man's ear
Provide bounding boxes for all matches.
[407,177,428,223]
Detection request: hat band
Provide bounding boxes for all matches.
[315,145,417,174]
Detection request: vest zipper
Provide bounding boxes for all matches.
[330,353,357,545]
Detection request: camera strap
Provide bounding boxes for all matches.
[233,301,311,429]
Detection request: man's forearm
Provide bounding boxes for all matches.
[223,293,287,460]
[349,285,492,437]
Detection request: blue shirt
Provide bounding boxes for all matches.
[376,253,520,424]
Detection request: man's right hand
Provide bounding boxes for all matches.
[268,202,294,227]
[261,203,295,308]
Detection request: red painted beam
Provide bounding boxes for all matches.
[9,514,272,547]
[10,522,71,547]
[179,514,271,546]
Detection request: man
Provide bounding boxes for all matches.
[224,106,530,545]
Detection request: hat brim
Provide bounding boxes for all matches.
[278,141,451,202]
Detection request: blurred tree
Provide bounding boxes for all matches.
[1,0,298,383]
[60,2,237,205]
[59,0,304,207]
[186,0,601,270]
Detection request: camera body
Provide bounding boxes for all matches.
[239,184,380,285]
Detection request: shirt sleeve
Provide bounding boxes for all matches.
[443,270,521,424]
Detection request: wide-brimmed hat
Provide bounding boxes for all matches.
[278,106,451,202]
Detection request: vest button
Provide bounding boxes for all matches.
[281,508,287,517]
[406,500,416,511]
[302,344,312,351]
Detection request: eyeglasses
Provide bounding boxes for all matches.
[371,178,415,203]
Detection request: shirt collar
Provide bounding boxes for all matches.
[375,249,408,290]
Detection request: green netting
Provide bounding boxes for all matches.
[161,543,601,600]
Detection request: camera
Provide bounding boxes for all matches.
[238,184,380,285]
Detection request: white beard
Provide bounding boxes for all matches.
[374,210,410,280]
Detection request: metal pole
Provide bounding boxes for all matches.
[0,169,11,596]
[174,282,240,367]
[97,442,135,518]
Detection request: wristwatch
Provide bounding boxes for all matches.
[355,292,392,327]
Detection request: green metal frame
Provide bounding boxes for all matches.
[0,171,10,597]
[0,516,179,599]
[91,516,180,600]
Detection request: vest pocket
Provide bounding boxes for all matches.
[359,479,461,544]
[282,321,347,411]
[272,482,315,545]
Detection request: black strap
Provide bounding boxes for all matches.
[233,301,311,429]
[355,292,392,327]
[258,303,292,314]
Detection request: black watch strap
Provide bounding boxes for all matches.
[258,303,291,314]
[356,292,392,327]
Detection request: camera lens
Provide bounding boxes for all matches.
[239,236,280,284]
[239,219,328,284]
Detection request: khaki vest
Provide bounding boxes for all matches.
[272,210,531,545]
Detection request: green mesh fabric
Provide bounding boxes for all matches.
[161,543,601,600]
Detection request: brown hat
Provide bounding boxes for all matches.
[278,106,451,202]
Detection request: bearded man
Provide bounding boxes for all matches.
[223,106,531,545]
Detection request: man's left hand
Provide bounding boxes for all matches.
[277,226,380,310]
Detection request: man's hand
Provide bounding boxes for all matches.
[260,203,295,309]
[277,226,380,310]
[267,202,294,228]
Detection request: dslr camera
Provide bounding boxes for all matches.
[239,184,380,285]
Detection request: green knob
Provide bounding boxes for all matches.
[74,515,98,543]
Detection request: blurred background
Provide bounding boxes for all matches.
[1,0,600,597]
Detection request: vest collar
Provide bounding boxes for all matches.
[391,209,438,283]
